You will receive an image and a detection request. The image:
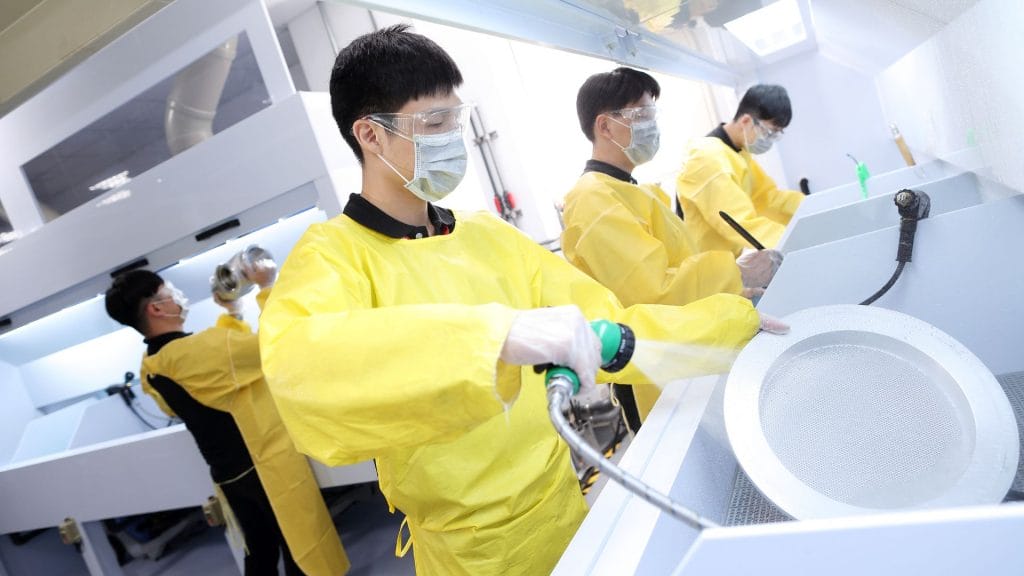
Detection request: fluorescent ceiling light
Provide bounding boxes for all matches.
[88,170,131,192]
[724,0,806,57]
[95,189,132,207]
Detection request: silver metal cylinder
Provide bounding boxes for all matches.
[210,245,271,301]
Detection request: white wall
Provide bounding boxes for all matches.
[0,361,36,464]
[0,360,36,463]
[751,50,905,193]
[18,330,145,409]
[876,0,1024,195]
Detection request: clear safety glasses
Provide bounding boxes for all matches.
[610,105,658,123]
[366,103,474,139]
[754,118,785,140]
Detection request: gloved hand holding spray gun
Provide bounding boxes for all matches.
[500,307,789,529]
[534,316,721,530]
[500,307,717,529]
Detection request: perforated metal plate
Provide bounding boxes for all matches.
[725,305,1019,520]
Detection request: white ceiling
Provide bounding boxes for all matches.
[809,0,980,73]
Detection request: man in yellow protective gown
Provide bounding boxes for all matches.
[259,25,782,576]
[105,266,349,576]
[676,84,805,255]
[561,68,785,428]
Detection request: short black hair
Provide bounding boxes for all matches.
[734,84,792,127]
[576,67,661,142]
[329,24,464,163]
[105,269,163,332]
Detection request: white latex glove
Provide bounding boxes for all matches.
[242,257,278,288]
[758,312,790,335]
[736,248,783,289]
[500,306,602,393]
[213,293,244,317]
[741,286,766,300]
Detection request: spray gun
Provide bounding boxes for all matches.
[860,189,931,305]
[542,320,719,530]
[542,320,635,394]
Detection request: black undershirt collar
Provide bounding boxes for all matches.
[708,123,741,153]
[145,331,189,355]
[583,159,636,185]
[343,193,455,239]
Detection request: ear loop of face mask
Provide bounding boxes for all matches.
[152,284,189,322]
[369,120,415,185]
[368,118,468,203]
[606,115,638,154]
[606,114,660,166]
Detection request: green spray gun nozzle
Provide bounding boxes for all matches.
[848,154,871,199]
[542,319,635,394]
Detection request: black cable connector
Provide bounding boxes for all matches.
[105,372,160,430]
[860,189,930,306]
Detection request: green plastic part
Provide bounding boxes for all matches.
[590,319,622,366]
[546,366,580,395]
[544,319,622,395]
[856,162,871,199]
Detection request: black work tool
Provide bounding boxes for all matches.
[719,211,766,250]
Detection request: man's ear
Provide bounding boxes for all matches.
[144,299,161,318]
[353,119,385,156]
[594,114,612,142]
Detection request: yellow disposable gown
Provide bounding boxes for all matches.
[259,210,760,576]
[141,299,349,576]
[676,136,804,255]
[561,171,743,419]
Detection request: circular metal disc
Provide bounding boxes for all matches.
[725,305,1019,520]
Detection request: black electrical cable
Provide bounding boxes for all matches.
[860,261,906,306]
[125,401,158,430]
[108,371,175,430]
[860,189,930,306]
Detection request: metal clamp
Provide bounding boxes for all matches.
[202,495,226,527]
[59,517,82,545]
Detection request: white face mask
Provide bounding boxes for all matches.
[154,282,189,322]
[745,120,780,155]
[610,117,661,166]
[377,128,468,202]
[747,133,774,155]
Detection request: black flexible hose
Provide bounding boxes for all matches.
[861,190,930,306]
[547,378,718,530]
[860,261,906,306]
[126,401,158,430]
